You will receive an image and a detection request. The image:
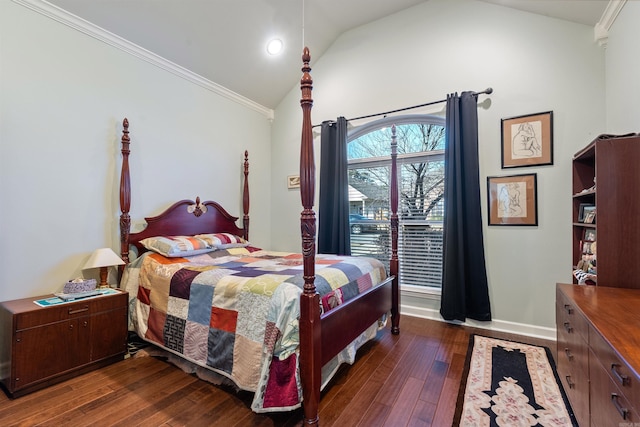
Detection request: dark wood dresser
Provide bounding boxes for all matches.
[556,283,640,426]
[0,290,128,397]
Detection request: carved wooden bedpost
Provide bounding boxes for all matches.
[119,118,131,282]
[390,125,400,335]
[298,47,321,427]
[243,150,250,240]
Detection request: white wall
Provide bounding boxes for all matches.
[605,1,640,132]
[2,0,625,339]
[0,1,273,302]
[271,0,606,338]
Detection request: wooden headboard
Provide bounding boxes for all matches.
[118,117,250,268]
[127,198,247,254]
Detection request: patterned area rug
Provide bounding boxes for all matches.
[454,335,578,427]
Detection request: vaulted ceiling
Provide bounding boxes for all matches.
[47,0,609,109]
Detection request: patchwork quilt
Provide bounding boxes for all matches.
[120,247,387,412]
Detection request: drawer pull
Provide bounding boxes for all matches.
[563,304,573,314]
[611,364,630,386]
[68,306,89,315]
[564,348,574,361]
[563,321,573,333]
[565,375,575,389]
[611,393,628,420]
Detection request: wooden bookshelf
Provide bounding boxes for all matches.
[571,134,640,288]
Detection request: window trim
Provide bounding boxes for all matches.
[348,150,444,169]
[347,114,445,141]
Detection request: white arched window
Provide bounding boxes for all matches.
[347,115,445,290]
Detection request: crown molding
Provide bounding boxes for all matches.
[12,0,275,120]
[594,0,627,48]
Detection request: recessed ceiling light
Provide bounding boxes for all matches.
[266,38,283,55]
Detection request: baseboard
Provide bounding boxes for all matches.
[401,303,557,341]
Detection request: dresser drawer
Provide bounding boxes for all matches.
[556,290,589,343]
[556,287,591,427]
[590,326,639,413]
[556,302,588,376]
[557,343,589,427]
[590,348,640,426]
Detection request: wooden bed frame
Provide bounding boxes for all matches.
[117,47,399,426]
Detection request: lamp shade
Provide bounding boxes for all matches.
[83,248,125,288]
[83,248,125,270]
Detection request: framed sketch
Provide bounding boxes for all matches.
[487,173,538,226]
[501,111,553,168]
[287,175,300,189]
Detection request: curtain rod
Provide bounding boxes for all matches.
[314,87,493,128]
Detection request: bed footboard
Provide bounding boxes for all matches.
[320,276,394,365]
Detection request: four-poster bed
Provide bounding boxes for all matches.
[117,47,399,426]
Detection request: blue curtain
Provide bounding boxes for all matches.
[318,117,351,255]
[440,92,491,322]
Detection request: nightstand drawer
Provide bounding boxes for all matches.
[15,301,91,330]
[13,292,127,331]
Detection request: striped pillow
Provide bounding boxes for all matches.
[195,233,250,249]
[140,235,215,257]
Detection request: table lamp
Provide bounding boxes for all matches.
[83,248,125,288]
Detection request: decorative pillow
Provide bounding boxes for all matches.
[140,235,216,257]
[195,233,250,249]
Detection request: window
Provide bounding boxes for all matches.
[347,115,445,290]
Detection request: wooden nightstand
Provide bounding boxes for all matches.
[0,289,128,397]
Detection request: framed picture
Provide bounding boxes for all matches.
[578,203,595,222]
[287,175,300,189]
[583,229,596,241]
[501,111,553,168]
[487,173,538,226]
[583,208,596,224]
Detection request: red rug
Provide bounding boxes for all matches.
[454,335,577,426]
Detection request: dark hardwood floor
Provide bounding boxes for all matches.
[0,316,554,426]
